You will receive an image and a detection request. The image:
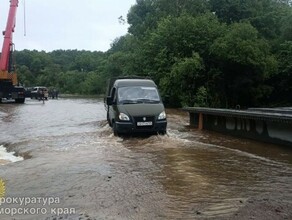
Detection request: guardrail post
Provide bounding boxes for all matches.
[198,113,203,130]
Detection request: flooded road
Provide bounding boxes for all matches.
[0,98,291,220]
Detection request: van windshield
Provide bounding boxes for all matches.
[118,86,160,104]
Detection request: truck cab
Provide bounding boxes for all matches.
[105,78,167,136]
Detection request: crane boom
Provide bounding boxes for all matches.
[0,0,18,73]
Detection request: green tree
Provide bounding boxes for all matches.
[127,0,156,37]
[210,22,277,107]
[280,12,292,41]
[160,53,205,107]
[128,0,210,38]
[107,34,143,76]
[142,13,224,79]
[194,86,208,107]
[268,41,292,105]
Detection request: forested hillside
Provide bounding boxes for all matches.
[16,0,292,108]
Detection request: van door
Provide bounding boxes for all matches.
[108,87,117,127]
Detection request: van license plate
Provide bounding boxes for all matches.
[137,121,153,126]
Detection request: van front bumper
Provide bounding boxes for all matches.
[115,120,167,134]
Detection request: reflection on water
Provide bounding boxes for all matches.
[0,98,291,219]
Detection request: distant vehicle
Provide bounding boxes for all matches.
[24,87,33,98]
[105,77,167,136]
[30,86,49,100]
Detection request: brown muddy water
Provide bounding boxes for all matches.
[0,98,291,220]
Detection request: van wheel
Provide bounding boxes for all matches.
[107,112,112,127]
[112,122,119,136]
[159,130,166,135]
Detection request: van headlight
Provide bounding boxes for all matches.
[158,111,166,120]
[119,113,130,121]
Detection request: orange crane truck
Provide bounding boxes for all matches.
[0,0,25,103]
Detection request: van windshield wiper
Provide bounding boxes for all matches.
[119,99,142,104]
[136,99,160,104]
[120,99,160,104]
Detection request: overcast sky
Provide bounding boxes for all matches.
[0,0,136,52]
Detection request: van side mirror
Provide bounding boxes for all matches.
[106,97,113,105]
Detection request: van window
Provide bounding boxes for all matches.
[118,86,160,103]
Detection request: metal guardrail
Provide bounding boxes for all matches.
[183,107,292,123]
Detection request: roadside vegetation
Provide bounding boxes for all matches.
[16,0,292,108]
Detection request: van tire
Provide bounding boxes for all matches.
[112,122,119,136]
[107,112,112,127]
